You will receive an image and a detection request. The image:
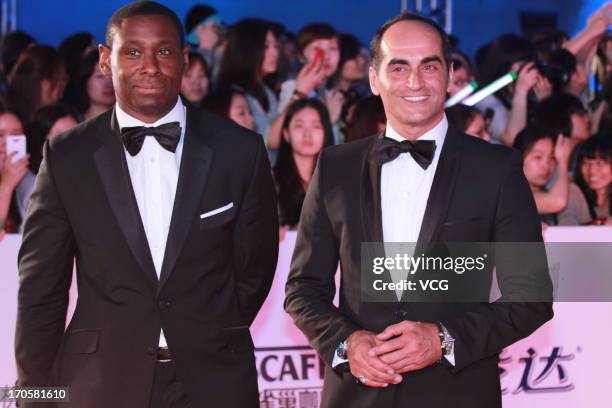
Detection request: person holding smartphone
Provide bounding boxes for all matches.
[268,23,342,150]
[0,102,29,236]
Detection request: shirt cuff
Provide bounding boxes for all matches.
[444,349,455,366]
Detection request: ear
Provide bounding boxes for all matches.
[182,45,190,69]
[369,66,380,96]
[98,44,112,76]
[447,63,454,93]
[282,128,290,143]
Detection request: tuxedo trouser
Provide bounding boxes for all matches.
[149,361,193,408]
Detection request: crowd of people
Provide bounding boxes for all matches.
[0,2,610,239]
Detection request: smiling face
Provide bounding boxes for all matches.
[100,14,189,123]
[369,20,451,139]
[581,157,611,192]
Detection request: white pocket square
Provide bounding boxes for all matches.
[200,202,233,219]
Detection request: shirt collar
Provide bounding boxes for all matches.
[115,97,186,133]
[385,114,448,145]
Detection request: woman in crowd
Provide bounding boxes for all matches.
[446,104,492,142]
[575,135,612,225]
[6,45,67,125]
[344,94,386,143]
[63,48,115,121]
[476,34,538,143]
[58,32,95,82]
[270,23,343,149]
[0,102,29,236]
[533,93,592,172]
[447,50,475,97]
[512,126,589,227]
[15,104,78,220]
[217,18,280,145]
[331,33,368,96]
[181,51,210,106]
[274,98,333,231]
[184,4,222,83]
[0,30,36,93]
[201,87,255,131]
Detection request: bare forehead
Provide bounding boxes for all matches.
[113,14,181,43]
[380,20,442,56]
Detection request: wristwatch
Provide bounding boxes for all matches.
[436,322,455,358]
[336,340,348,360]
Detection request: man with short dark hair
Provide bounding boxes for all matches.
[285,12,553,407]
[16,2,278,407]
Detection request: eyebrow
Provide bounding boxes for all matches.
[387,55,443,67]
[120,39,177,47]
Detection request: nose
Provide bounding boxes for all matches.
[406,69,423,90]
[141,52,161,76]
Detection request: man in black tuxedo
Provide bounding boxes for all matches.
[15,2,278,407]
[285,12,553,408]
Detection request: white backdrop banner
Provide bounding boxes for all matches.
[2,227,612,407]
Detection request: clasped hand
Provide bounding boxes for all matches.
[347,321,442,388]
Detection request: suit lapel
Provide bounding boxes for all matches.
[360,133,397,303]
[398,127,463,304]
[415,126,463,249]
[360,133,384,244]
[158,107,213,293]
[93,109,158,286]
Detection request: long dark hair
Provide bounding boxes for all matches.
[62,48,100,115]
[201,86,247,119]
[25,103,77,175]
[0,101,23,232]
[345,95,385,142]
[575,135,612,220]
[445,104,480,133]
[7,45,64,125]
[512,125,555,159]
[274,98,334,226]
[217,18,275,112]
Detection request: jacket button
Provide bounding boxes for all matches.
[147,346,157,356]
[158,299,171,310]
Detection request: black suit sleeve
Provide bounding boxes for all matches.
[15,141,75,386]
[285,149,360,366]
[233,137,279,325]
[442,150,554,373]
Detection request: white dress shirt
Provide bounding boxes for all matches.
[381,115,454,365]
[115,98,186,348]
[332,115,455,367]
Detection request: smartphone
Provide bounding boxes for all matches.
[310,47,325,68]
[6,134,26,163]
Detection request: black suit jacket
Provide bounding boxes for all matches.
[285,127,553,408]
[16,106,279,407]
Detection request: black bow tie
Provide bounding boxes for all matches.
[377,137,436,169]
[121,121,181,156]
